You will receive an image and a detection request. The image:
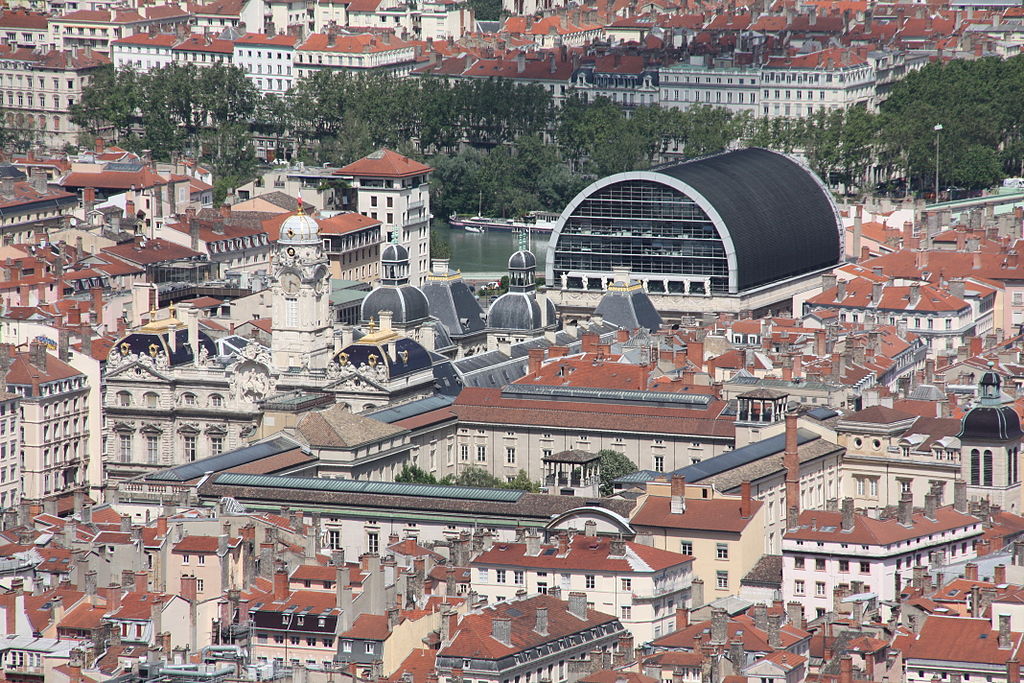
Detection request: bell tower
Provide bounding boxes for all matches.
[271,202,332,371]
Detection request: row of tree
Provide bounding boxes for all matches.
[67,55,1024,207]
[394,449,636,495]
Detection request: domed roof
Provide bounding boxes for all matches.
[594,280,662,332]
[333,331,433,379]
[361,285,429,324]
[111,329,217,367]
[959,406,1023,442]
[280,212,319,243]
[382,243,410,262]
[487,291,553,332]
[509,250,536,270]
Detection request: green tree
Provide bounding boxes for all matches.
[430,226,452,260]
[505,469,541,493]
[452,466,505,487]
[395,464,440,484]
[69,64,141,140]
[598,449,637,496]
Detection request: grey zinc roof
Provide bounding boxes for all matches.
[593,288,662,332]
[146,436,302,482]
[656,148,841,291]
[361,286,430,324]
[487,291,544,332]
[367,394,455,423]
[676,428,820,482]
[422,275,486,338]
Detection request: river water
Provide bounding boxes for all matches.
[435,222,551,280]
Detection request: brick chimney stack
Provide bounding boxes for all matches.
[784,410,800,524]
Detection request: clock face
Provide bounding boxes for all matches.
[281,273,300,295]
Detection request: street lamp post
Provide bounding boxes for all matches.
[934,124,943,201]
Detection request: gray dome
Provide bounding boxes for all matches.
[361,285,429,324]
[487,291,550,332]
[594,284,662,332]
[509,250,536,270]
[959,406,1023,442]
[382,243,409,262]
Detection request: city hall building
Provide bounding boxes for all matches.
[544,148,843,319]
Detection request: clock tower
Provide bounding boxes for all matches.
[271,205,332,371]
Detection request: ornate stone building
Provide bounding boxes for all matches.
[102,211,443,489]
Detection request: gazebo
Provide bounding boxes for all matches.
[543,450,601,497]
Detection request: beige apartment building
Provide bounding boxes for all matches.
[470,531,693,644]
[5,342,89,502]
[0,45,108,148]
[0,389,19,509]
[631,477,765,602]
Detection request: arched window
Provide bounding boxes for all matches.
[983,449,994,487]
[182,392,197,406]
[116,391,132,407]
[970,449,981,485]
[210,394,224,408]
[144,392,159,409]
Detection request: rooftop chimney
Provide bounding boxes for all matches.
[841,497,854,532]
[534,607,549,635]
[567,592,587,619]
[491,617,511,646]
[784,410,800,520]
[670,475,686,514]
[898,493,913,527]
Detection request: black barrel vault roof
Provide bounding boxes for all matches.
[657,148,841,291]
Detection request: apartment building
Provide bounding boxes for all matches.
[5,342,89,502]
[659,56,760,114]
[0,10,49,49]
[436,593,629,683]
[901,616,1023,683]
[49,6,191,53]
[336,150,432,287]
[110,33,176,71]
[803,277,987,355]
[317,212,383,283]
[163,211,273,277]
[0,389,19,510]
[0,45,109,147]
[631,477,765,602]
[470,531,693,644]
[232,32,297,95]
[761,48,876,118]
[0,169,77,245]
[782,495,983,621]
[294,32,418,78]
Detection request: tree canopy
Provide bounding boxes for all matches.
[68,53,1024,212]
[598,449,637,496]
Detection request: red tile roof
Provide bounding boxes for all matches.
[472,535,692,573]
[452,387,733,438]
[784,505,981,546]
[102,238,203,266]
[632,495,763,533]
[171,535,219,554]
[440,594,620,659]
[342,613,390,640]
[337,149,432,179]
[900,616,1024,664]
